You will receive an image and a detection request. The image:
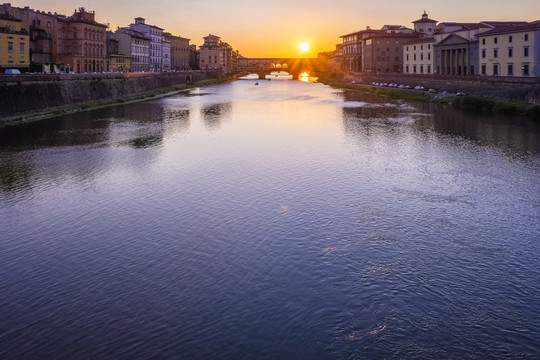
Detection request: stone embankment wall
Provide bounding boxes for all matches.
[0,72,210,117]
[343,72,540,104]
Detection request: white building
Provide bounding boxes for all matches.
[111,27,150,72]
[162,37,170,71]
[404,37,435,74]
[403,12,436,74]
[129,17,163,72]
[477,21,540,77]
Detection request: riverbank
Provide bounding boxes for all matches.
[0,74,230,128]
[320,77,540,120]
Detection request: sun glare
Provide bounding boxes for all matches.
[300,42,309,52]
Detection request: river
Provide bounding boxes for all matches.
[1,80,539,359]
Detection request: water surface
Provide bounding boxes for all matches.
[1,81,539,359]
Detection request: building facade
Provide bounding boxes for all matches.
[341,23,420,73]
[0,4,54,71]
[189,44,199,70]
[56,8,108,73]
[340,27,379,72]
[0,13,30,70]
[129,17,163,71]
[199,34,226,71]
[317,44,343,74]
[363,31,421,73]
[432,22,497,76]
[164,33,190,70]
[162,36,170,71]
[412,11,437,36]
[403,37,434,74]
[107,34,130,72]
[477,21,540,77]
[112,27,150,72]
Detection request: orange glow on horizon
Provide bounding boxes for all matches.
[15,0,540,58]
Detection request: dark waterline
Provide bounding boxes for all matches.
[1,81,539,359]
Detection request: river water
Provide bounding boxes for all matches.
[1,80,539,359]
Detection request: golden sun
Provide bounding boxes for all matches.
[300,42,309,52]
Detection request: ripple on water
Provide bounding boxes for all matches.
[0,80,539,359]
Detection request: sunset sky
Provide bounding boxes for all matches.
[11,0,540,58]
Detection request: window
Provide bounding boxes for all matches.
[20,43,24,54]
[524,34,529,41]
[428,44,431,49]
[414,46,416,51]
[8,41,13,53]
[420,65,424,74]
[428,53,431,60]
[482,49,486,58]
[494,49,498,58]
[481,64,486,75]
[508,64,513,76]
[414,54,417,61]
[493,64,498,75]
[421,53,423,60]
[524,47,529,57]
[427,65,431,74]
[421,45,423,50]
[406,65,409,73]
[482,38,486,45]
[494,37,498,44]
[508,48,513,57]
[509,36,513,43]
[406,54,409,61]
[413,65,417,73]
[522,64,529,76]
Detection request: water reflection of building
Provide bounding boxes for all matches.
[415,102,540,157]
[0,155,34,193]
[341,91,540,158]
[201,103,232,130]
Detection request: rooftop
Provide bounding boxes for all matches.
[477,20,540,36]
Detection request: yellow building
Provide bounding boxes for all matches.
[0,14,30,70]
[110,54,131,72]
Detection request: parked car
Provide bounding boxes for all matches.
[4,69,21,75]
